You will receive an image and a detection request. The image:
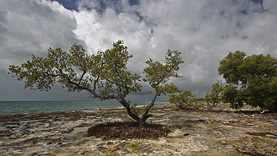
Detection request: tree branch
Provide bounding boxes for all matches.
[118,98,140,121]
[141,93,158,120]
[78,70,86,85]
[113,64,130,97]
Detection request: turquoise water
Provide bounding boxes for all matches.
[0,101,170,115]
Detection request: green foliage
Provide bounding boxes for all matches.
[220,85,244,109]
[204,92,217,107]
[218,51,246,85]
[204,81,224,109]
[143,49,184,95]
[168,90,197,109]
[9,40,184,126]
[9,41,142,99]
[95,41,142,98]
[218,51,277,112]
[246,77,277,112]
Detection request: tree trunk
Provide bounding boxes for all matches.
[137,118,146,128]
[118,97,155,128]
[118,98,142,122]
[140,93,158,127]
[118,94,158,128]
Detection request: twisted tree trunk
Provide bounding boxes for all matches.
[118,94,158,128]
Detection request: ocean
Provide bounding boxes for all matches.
[0,101,170,115]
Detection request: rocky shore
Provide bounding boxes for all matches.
[0,104,276,156]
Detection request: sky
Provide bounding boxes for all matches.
[0,0,277,101]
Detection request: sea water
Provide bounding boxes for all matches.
[0,101,169,115]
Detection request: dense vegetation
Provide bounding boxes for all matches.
[9,40,184,127]
[169,51,277,112]
[219,51,277,112]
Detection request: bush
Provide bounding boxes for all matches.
[168,90,197,109]
[218,51,277,112]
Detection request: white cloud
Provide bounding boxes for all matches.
[1,0,277,100]
[72,0,277,97]
[73,2,154,71]
[0,0,80,68]
[0,0,84,100]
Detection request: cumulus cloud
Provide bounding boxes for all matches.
[73,1,154,71]
[72,0,277,96]
[1,0,277,100]
[0,0,82,68]
[0,0,84,100]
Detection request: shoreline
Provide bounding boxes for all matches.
[0,104,168,117]
[0,101,170,116]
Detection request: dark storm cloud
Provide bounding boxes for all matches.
[1,0,277,100]
[0,0,86,101]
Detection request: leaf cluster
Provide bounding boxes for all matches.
[95,41,142,98]
[168,90,197,109]
[220,85,244,109]
[143,50,184,95]
[204,81,224,109]
[218,51,277,111]
[9,41,141,100]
